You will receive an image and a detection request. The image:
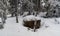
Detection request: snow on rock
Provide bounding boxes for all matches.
[23,15,41,21]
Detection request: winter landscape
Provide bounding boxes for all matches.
[0,0,60,36]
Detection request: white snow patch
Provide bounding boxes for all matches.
[0,15,60,36]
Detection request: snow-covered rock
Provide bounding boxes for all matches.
[23,15,41,21]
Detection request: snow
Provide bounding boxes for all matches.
[0,18,1,22]
[23,15,41,21]
[0,15,60,36]
[42,3,45,7]
[37,12,47,17]
[41,0,45,7]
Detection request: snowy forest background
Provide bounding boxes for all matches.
[0,0,60,36]
[1,0,60,18]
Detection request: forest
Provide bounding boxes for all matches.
[0,0,60,36]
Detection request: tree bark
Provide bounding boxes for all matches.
[15,0,19,23]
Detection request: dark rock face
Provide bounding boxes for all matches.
[23,21,34,29]
[23,20,41,32]
[35,20,41,29]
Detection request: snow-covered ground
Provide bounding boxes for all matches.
[0,15,60,36]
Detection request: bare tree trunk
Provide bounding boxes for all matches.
[15,13,19,23]
[15,0,19,23]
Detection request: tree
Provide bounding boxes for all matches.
[9,0,19,23]
[0,0,7,24]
